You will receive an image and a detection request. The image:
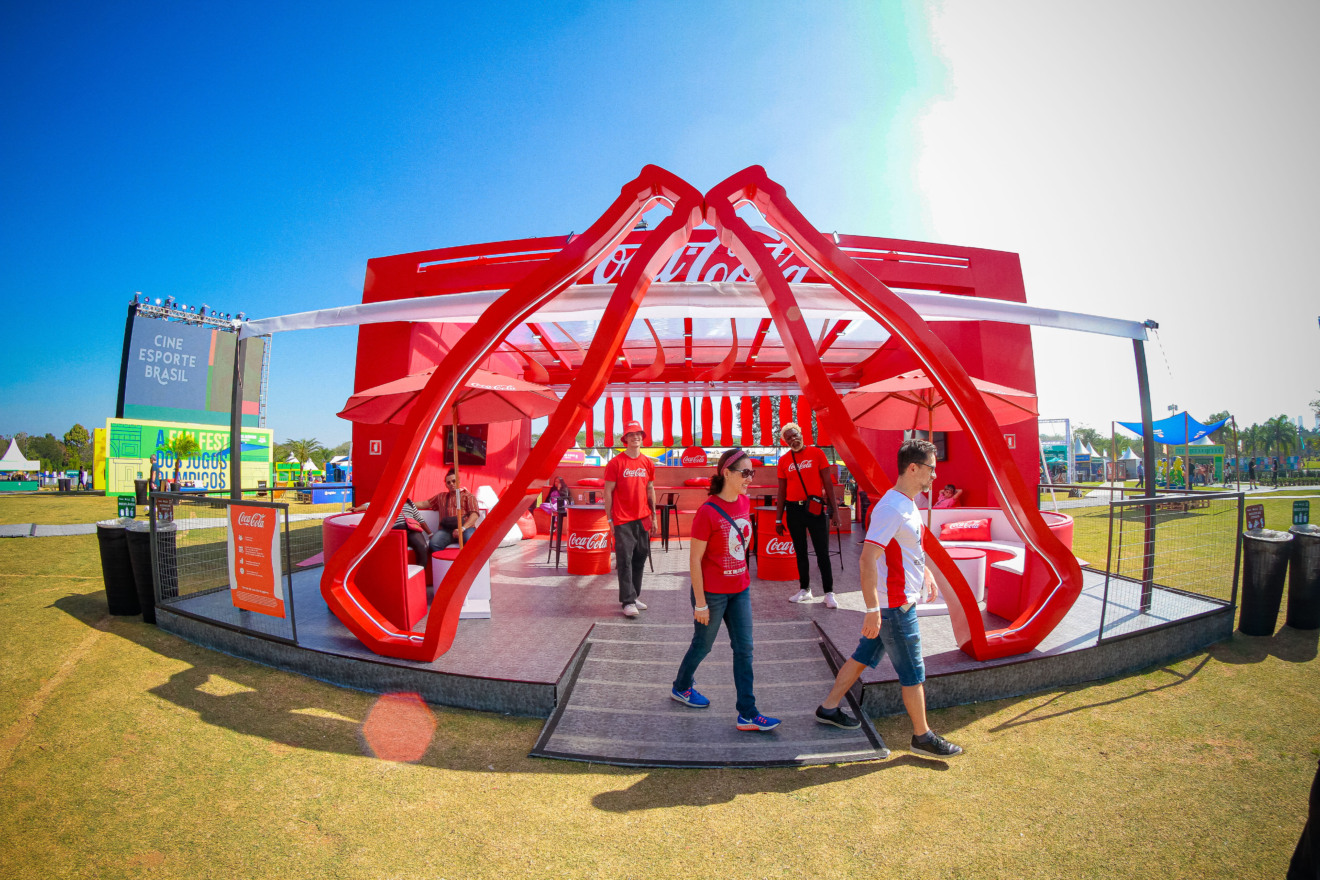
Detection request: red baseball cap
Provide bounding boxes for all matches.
[622,420,644,437]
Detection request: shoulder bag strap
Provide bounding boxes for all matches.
[701,501,747,554]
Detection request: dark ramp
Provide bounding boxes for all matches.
[531,619,888,768]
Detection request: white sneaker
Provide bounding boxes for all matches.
[789,589,813,603]
[633,600,648,611]
[622,603,639,618]
[823,593,838,609]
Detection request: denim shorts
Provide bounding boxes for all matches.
[850,603,926,687]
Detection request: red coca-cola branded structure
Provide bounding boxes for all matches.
[261,165,1161,666]
[756,520,799,581]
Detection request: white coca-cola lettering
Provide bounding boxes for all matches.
[681,453,706,465]
[590,228,810,285]
[567,531,610,551]
[763,538,796,556]
[236,511,267,528]
[620,467,648,478]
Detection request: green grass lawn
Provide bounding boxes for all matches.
[0,494,352,526]
[0,523,1316,877]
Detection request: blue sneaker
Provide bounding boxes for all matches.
[736,713,781,731]
[671,687,710,708]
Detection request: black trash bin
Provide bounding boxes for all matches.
[125,521,156,624]
[96,519,141,616]
[58,477,71,493]
[1239,528,1294,636]
[1287,524,1320,631]
[133,479,150,506]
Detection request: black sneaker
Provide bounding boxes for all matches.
[911,731,963,759]
[815,705,862,730]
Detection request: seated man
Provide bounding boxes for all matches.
[420,468,480,552]
[933,483,963,509]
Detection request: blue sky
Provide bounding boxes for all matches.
[3,1,1317,446]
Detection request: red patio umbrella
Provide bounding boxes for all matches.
[843,370,1038,524]
[338,367,560,546]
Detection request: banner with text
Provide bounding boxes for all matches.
[227,505,286,617]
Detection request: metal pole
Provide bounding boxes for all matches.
[230,335,247,501]
[1232,416,1240,492]
[1133,337,1157,612]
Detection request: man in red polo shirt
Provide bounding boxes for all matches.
[604,421,658,618]
[775,421,840,607]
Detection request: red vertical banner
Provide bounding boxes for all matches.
[719,396,734,446]
[583,405,594,448]
[759,396,774,446]
[603,397,615,447]
[642,396,653,446]
[681,396,694,446]
[798,396,814,445]
[662,396,674,447]
[780,395,794,437]
[741,395,754,446]
[227,505,285,617]
[700,396,714,446]
[622,396,633,427]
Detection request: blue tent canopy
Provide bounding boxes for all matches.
[1117,415,1229,446]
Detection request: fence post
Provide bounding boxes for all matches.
[1133,338,1158,612]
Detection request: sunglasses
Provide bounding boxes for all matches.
[730,468,755,478]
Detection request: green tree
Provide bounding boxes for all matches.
[280,438,326,468]
[26,434,66,471]
[1309,392,1320,418]
[1263,415,1299,459]
[160,433,203,484]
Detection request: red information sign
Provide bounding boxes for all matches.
[1245,504,1265,531]
[227,505,285,617]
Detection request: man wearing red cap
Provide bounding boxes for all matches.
[604,421,658,618]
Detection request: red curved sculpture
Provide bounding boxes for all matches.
[322,164,1082,663]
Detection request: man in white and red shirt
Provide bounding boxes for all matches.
[813,438,963,760]
[604,420,658,618]
[775,421,840,606]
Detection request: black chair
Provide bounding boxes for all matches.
[659,492,682,551]
[855,490,871,543]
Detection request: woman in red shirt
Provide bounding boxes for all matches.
[670,448,780,732]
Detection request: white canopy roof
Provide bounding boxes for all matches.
[0,439,40,472]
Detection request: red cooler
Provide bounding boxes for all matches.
[567,504,611,575]
[755,506,797,580]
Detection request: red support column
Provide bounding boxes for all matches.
[662,396,674,447]
[780,395,794,436]
[642,396,653,445]
[798,396,814,445]
[700,395,714,446]
[603,397,614,447]
[720,396,734,446]
[681,396,694,446]
[741,395,754,446]
[622,395,633,427]
[759,396,774,446]
[583,405,594,448]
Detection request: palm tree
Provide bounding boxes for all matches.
[281,438,326,467]
[1263,415,1299,459]
[159,433,203,486]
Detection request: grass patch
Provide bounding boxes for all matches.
[0,521,1316,878]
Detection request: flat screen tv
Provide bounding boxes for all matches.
[903,429,947,462]
[442,424,488,467]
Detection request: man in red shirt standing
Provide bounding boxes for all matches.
[604,421,658,618]
[775,422,840,607]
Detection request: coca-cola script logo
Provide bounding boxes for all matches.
[591,228,811,286]
[620,467,649,478]
[567,531,610,551]
[237,511,267,528]
[680,450,707,466]
[763,537,796,556]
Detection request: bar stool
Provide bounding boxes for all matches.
[659,492,683,550]
[545,495,568,568]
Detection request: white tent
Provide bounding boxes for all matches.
[301,459,323,472]
[0,439,40,472]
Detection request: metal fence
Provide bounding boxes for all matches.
[1097,491,1243,642]
[150,492,324,645]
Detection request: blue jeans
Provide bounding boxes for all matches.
[850,603,926,687]
[429,527,475,552]
[672,587,757,718]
